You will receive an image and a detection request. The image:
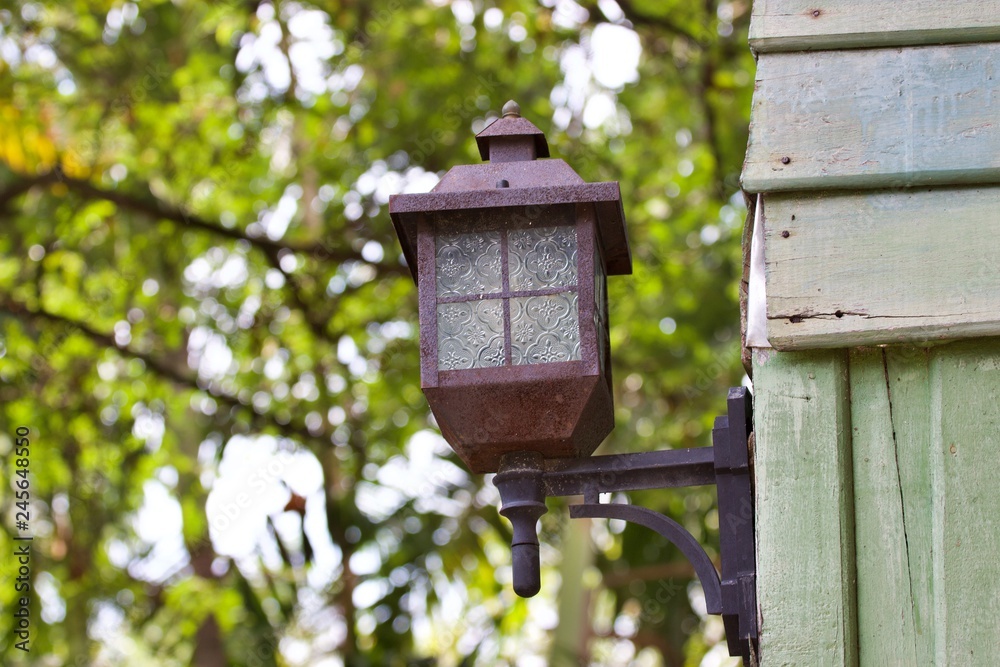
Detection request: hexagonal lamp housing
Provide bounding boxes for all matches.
[389,102,631,473]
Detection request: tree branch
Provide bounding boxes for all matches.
[261,246,346,345]
[0,171,408,275]
[0,177,42,211]
[612,0,709,47]
[698,0,731,201]
[0,295,331,448]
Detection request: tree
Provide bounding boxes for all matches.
[0,1,753,665]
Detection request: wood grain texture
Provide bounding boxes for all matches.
[752,348,857,666]
[883,348,935,665]
[761,188,1000,350]
[742,43,1000,193]
[750,0,1000,53]
[929,340,1000,662]
[849,348,921,665]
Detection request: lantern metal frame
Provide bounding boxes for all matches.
[389,103,631,473]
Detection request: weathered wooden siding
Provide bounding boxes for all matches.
[744,5,1000,664]
[761,188,1000,349]
[849,342,1000,664]
[743,43,1000,193]
[752,348,857,666]
[756,342,1000,665]
[750,0,1000,52]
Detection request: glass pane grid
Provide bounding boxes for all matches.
[436,285,577,304]
[435,222,583,371]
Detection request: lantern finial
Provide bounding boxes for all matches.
[475,101,548,162]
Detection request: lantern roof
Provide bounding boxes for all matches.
[474,100,550,161]
[389,101,631,282]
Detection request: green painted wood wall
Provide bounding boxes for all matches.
[753,343,1000,665]
[744,3,1000,664]
[761,189,1000,350]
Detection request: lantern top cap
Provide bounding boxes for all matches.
[389,98,631,281]
[476,100,550,161]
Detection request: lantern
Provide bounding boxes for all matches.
[388,101,759,661]
[389,101,631,473]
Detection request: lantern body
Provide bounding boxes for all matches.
[390,105,629,473]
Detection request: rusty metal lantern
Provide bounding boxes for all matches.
[389,101,759,663]
[389,101,631,474]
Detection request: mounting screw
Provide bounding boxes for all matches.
[780,156,791,164]
[781,230,790,238]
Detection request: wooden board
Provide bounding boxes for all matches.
[750,0,1000,53]
[761,188,1000,350]
[929,340,1000,660]
[849,348,926,665]
[742,43,1000,193]
[752,348,857,666]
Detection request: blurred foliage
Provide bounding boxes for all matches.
[0,0,753,665]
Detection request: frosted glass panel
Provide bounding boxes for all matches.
[508,226,577,291]
[437,299,506,370]
[594,244,608,372]
[510,292,580,365]
[594,245,606,313]
[435,231,503,297]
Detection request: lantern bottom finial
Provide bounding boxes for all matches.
[494,451,547,598]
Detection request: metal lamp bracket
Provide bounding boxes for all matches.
[493,386,758,664]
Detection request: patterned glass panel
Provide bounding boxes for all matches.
[435,231,503,298]
[437,299,506,370]
[511,292,580,365]
[594,244,606,313]
[508,226,577,291]
[594,243,608,373]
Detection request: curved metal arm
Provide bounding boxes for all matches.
[569,502,722,615]
[495,388,756,664]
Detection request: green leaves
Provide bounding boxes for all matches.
[0,1,752,664]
